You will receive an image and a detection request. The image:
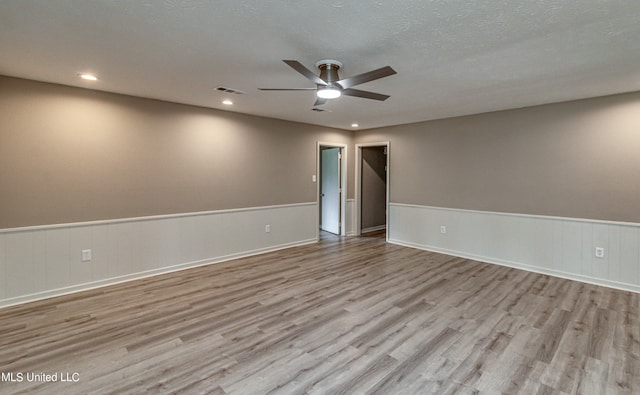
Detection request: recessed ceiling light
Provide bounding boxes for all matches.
[78,73,98,81]
[222,99,233,105]
[351,123,359,128]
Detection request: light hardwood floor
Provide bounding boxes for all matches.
[1,232,638,394]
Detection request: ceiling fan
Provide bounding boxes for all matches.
[259,60,397,107]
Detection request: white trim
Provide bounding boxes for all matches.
[389,238,640,294]
[390,202,640,228]
[317,142,348,237]
[346,199,357,236]
[355,142,390,241]
[0,238,316,309]
[0,202,317,234]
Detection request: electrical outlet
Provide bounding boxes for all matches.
[440,226,447,234]
[595,247,605,259]
[265,224,271,233]
[81,249,92,262]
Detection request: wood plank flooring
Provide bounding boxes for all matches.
[1,232,639,394]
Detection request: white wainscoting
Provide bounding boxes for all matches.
[389,203,640,293]
[0,203,318,307]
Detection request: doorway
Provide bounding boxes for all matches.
[317,142,347,237]
[356,142,389,240]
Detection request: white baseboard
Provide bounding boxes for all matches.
[361,225,387,234]
[0,238,316,309]
[0,203,318,308]
[389,203,640,293]
[389,239,640,294]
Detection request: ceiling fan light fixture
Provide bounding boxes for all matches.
[317,87,341,99]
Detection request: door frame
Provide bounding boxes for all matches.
[355,141,390,241]
[317,142,347,238]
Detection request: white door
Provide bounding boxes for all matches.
[321,147,341,234]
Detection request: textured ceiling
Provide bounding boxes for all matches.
[1,1,639,130]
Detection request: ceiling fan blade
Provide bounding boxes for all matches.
[258,88,317,91]
[337,66,396,89]
[341,88,390,101]
[283,60,327,86]
[313,97,327,107]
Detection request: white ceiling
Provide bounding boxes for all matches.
[1,1,639,130]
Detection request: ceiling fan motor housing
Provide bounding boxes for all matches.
[315,60,343,88]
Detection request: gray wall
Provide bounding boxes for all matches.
[3,75,640,228]
[0,76,353,229]
[356,92,640,223]
[361,146,386,230]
